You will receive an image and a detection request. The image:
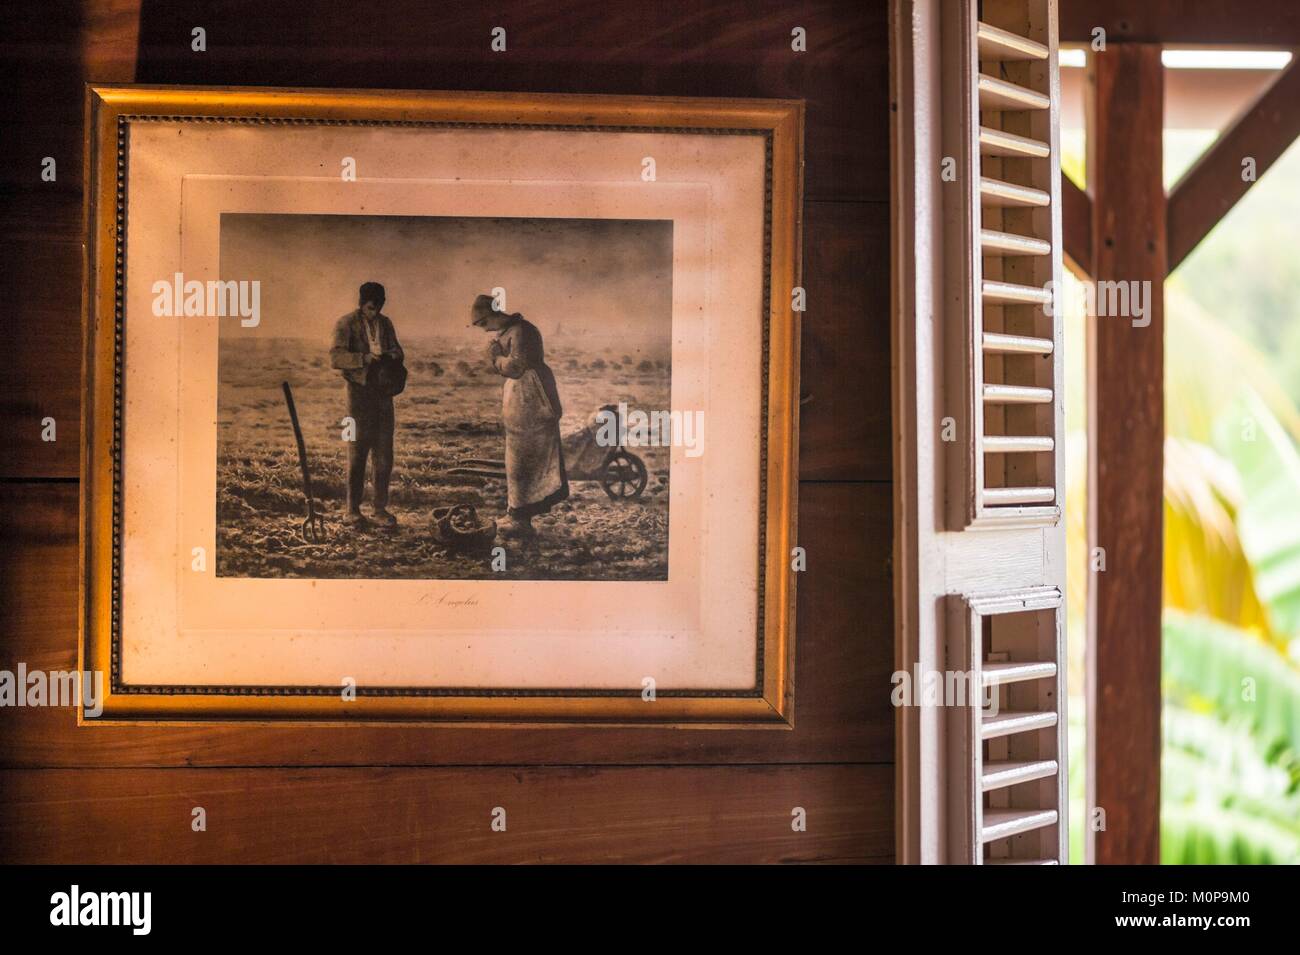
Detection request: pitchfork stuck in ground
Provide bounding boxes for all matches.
[282,381,328,543]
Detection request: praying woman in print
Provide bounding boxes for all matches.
[471,293,569,538]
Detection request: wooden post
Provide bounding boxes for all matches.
[1085,43,1165,865]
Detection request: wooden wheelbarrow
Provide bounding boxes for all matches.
[449,406,650,501]
[448,450,647,501]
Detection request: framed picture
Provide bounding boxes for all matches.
[81,85,803,723]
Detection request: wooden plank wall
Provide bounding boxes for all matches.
[0,0,894,863]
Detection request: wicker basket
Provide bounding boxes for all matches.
[431,504,497,554]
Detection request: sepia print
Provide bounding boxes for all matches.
[216,214,673,581]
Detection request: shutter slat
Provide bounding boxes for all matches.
[982,331,1054,354]
[981,808,1058,843]
[983,435,1055,453]
[981,710,1057,740]
[977,20,1049,61]
[982,384,1053,404]
[979,125,1050,158]
[981,660,1056,687]
[978,74,1050,111]
[985,858,1060,865]
[980,176,1050,207]
[981,228,1051,256]
[982,279,1052,305]
[982,486,1056,505]
[981,758,1059,792]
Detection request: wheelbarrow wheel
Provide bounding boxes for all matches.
[601,450,648,501]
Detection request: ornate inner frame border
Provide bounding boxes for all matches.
[81,86,803,724]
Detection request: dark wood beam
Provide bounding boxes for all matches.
[1061,173,1092,279]
[82,0,142,82]
[1085,43,1164,866]
[1167,61,1300,272]
[1062,0,1300,45]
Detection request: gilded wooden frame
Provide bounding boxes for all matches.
[81,85,803,724]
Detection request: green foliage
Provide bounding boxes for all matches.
[1161,619,1300,864]
[1152,392,1300,863]
[1164,610,1300,755]
[1162,804,1300,865]
[1170,135,1300,410]
[1214,390,1300,637]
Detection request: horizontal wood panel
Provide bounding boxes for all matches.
[0,188,83,242]
[0,182,85,478]
[0,14,85,189]
[0,123,85,194]
[1060,0,1300,45]
[0,479,893,766]
[0,308,82,481]
[0,0,137,190]
[800,200,890,480]
[0,763,892,863]
[0,1,886,201]
[132,0,885,203]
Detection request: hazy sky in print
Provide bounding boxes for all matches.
[219,214,673,352]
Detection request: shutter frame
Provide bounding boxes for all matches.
[890,0,1069,865]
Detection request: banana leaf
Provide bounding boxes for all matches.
[1213,390,1300,637]
[1164,438,1270,634]
[1163,610,1300,754]
[1164,712,1294,810]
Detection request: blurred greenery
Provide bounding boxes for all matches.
[1065,126,1300,864]
[1214,391,1300,639]
[1172,135,1300,411]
